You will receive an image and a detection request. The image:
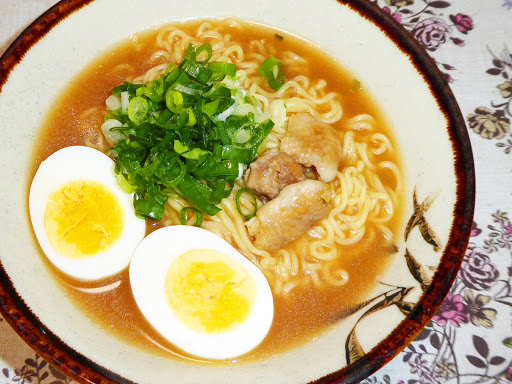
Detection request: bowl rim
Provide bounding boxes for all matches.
[0,0,475,383]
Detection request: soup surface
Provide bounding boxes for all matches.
[30,18,405,363]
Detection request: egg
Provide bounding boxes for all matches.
[129,225,274,360]
[29,146,146,281]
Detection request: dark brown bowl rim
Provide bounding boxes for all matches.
[0,0,475,383]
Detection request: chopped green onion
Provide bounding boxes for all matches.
[115,174,136,194]
[165,157,187,187]
[193,158,239,180]
[120,91,129,113]
[220,145,254,163]
[195,44,213,63]
[107,43,276,220]
[235,188,257,221]
[208,180,235,203]
[166,63,178,73]
[209,73,226,82]
[180,207,203,227]
[164,69,182,85]
[113,82,144,97]
[128,96,149,124]
[174,140,189,154]
[133,197,165,220]
[183,43,197,59]
[258,57,286,90]
[106,95,121,111]
[216,121,232,145]
[174,84,200,95]
[203,99,221,117]
[165,89,184,113]
[176,175,221,216]
[179,58,212,84]
[233,129,251,144]
[181,147,209,160]
[174,71,190,86]
[208,62,236,77]
[185,107,197,126]
[203,84,231,99]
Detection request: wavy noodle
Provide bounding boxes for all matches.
[121,21,403,296]
[346,113,376,131]
[370,133,393,155]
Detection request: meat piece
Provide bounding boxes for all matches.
[249,180,332,251]
[281,113,343,183]
[246,150,305,199]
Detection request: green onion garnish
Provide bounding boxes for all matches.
[106,43,275,222]
[195,44,213,63]
[128,96,149,124]
[235,187,258,221]
[180,207,203,227]
[133,196,165,220]
[208,62,237,77]
[258,57,286,90]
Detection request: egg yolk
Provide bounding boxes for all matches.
[44,180,124,259]
[165,249,257,334]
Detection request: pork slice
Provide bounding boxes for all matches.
[250,180,332,251]
[281,113,343,183]
[246,150,305,199]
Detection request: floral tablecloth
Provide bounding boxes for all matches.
[1,0,511,383]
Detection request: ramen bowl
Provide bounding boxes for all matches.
[0,0,474,383]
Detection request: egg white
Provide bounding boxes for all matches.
[129,225,274,360]
[29,146,146,281]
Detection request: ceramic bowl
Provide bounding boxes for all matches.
[0,0,474,383]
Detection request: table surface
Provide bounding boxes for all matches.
[1,1,512,383]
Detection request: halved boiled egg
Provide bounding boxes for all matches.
[129,225,274,360]
[29,146,146,281]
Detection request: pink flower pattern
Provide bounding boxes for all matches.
[382,6,403,23]
[370,0,474,82]
[412,18,451,51]
[450,13,474,34]
[505,222,512,235]
[431,294,468,327]
[460,245,500,290]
